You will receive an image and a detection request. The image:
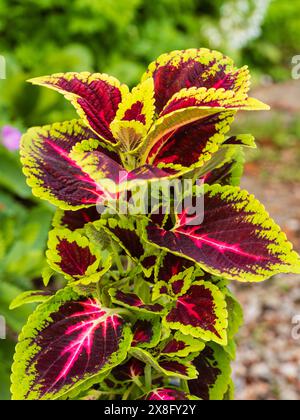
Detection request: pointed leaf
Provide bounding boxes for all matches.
[196,134,255,187]
[188,343,231,400]
[132,318,161,349]
[223,134,256,148]
[109,289,164,315]
[142,48,251,113]
[11,288,132,400]
[70,140,173,195]
[141,90,266,158]
[152,281,170,301]
[161,87,269,117]
[29,73,129,144]
[163,280,228,345]
[53,207,100,232]
[111,357,145,383]
[20,120,120,209]
[110,78,155,152]
[153,268,194,300]
[95,217,158,278]
[145,184,300,282]
[201,145,245,187]
[144,388,199,400]
[161,332,205,358]
[47,229,111,284]
[155,252,195,283]
[143,111,236,174]
[10,290,52,310]
[130,348,197,380]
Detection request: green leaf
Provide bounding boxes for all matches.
[46,228,111,285]
[0,146,31,199]
[188,343,231,400]
[161,332,205,358]
[144,184,300,282]
[163,280,228,346]
[10,290,52,310]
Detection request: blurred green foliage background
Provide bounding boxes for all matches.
[1,0,299,129]
[0,0,299,399]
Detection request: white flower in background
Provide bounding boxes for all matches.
[204,0,271,51]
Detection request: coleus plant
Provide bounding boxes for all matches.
[11,49,300,400]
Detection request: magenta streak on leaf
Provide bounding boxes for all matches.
[174,228,266,262]
[46,140,99,189]
[44,139,103,204]
[158,254,194,283]
[213,71,237,90]
[28,298,125,398]
[54,318,100,384]
[132,320,153,346]
[146,388,189,400]
[177,298,202,319]
[147,113,229,169]
[147,186,285,278]
[111,358,145,382]
[166,284,220,337]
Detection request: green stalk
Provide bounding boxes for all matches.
[132,377,147,394]
[111,240,124,274]
[144,364,152,392]
[122,383,135,400]
[181,379,189,394]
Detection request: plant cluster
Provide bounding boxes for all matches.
[11,48,300,400]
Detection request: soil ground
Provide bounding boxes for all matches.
[232,81,300,400]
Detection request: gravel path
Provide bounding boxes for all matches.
[232,81,300,399]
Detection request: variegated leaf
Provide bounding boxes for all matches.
[11,288,132,400]
[29,73,129,145]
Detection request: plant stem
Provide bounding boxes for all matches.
[144,364,152,392]
[111,240,124,273]
[122,383,135,400]
[120,151,136,171]
[132,377,147,394]
[181,379,189,394]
